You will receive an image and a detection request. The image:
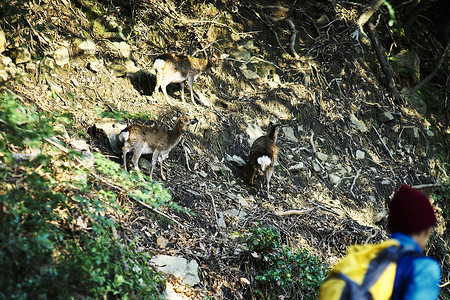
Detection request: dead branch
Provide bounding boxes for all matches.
[357,0,383,29]
[366,22,398,96]
[275,207,316,217]
[372,125,394,160]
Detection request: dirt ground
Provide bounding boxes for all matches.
[1,0,449,298]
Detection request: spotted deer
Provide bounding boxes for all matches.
[152,49,219,106]
[118,113,198,180]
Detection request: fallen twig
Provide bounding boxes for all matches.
[275,207,316,217]
[372,126,394,160]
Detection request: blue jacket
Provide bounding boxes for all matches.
[391,232,441,300]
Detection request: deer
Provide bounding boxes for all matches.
[118,112,198,180]
[243,123,281,198]
[152,48,219,106]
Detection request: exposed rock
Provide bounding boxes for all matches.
[283,127,299,143]
[26,62,36,72]
[231,50,251,61]
[74,39,96,56]
[157,236,168,249]
[14,48,31,64]
[0,30,6,54]
[217,212,226,228]
[289,162,305,171]
[404,89,427,115]
[404,127,420,139]
[54,47,70,66]
[80,150,95,169]
[224,208,247,220]
[151,255,200,287]
[242,40,258,51]
[394,50,420,83]
[110,41,131,58]
[1,55,12,67]
[225,154,246,166]
[378,111,394,123]
[356,150,365,160]
[329,174,341,185]
[317,152,329,161]
[87,58,103,72]
[0,70,7,81]
[92,121,128,153]
[349,114,368,133]
[241,68,260,80]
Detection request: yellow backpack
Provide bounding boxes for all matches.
[319,239,419,300]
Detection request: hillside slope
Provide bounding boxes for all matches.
[1,0,449,298]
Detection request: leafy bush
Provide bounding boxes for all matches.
[247,224,328,299]
[0,92,169,299]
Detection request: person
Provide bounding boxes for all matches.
[388,184,441,299]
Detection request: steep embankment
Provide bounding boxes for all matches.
[1,0,448,298]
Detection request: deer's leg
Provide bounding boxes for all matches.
[265,167,274,197]
[187,77,197,105]
[122,144,131,171]
[181,82,186,102]
[131,143,145,172]
[153,73,162,101]
[160,78,175,106]
[150,150,161,181]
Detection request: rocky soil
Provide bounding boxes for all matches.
[1,0,449,298]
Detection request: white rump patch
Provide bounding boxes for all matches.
[153,59,166,70]
[118,131,129,142]
[257,156,271,171]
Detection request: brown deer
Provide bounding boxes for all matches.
[152,49,219,106]
[244,123,281,197]
[118,113,198,180]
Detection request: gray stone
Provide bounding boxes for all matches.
[0,30,6,54]
[1,55,12,67]
[356,150,365,159]
[283,127,298,143]
[87,58,103,72]
[224,208,247,220]
[394,50,420,82]
[225,154,246,166]
[404,127,420,139]
[111,41,130,58]
[329,174,341,185]
[151,255,200,286]
[241,69,260,80]
[54,47,70,66]
[289,162,305,171]
[317,152,329,162]
[350,114,368,132]
[95,121,128,153]
[217,212,226,228]
[14,48,31,64]
[404,90,427,115]
[378,111,394,123]
[77,39,96,56]
[0,70,8,81]
[231,50,251,61]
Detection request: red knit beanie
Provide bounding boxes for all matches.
[388,184,437,234]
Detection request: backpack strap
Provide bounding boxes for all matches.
[360,244,421,296]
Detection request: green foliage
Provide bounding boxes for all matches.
[383,0,396,27]
[95,106,156,123]
[247,224,329,299]
[0,92,168,299]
